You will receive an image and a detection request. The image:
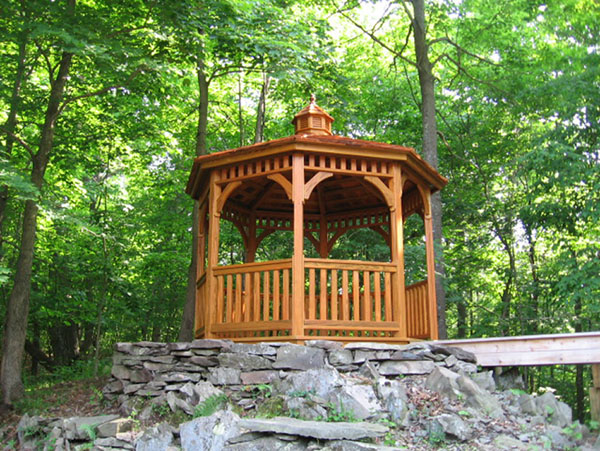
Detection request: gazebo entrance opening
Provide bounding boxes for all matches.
[186,97,447,343]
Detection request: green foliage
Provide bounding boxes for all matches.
[322,402,356,423]
[288,389,316,399]
[193,394,228,418]
[0,0,597,421]
[255,395,285,419]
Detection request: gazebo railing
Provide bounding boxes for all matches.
[303,258,397,338]
[203,258,432,341]
[406,280,430,339]
[211,259,293,338]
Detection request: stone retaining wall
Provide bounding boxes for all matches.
[102,339,478,416]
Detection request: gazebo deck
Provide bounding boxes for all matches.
[195,258,432,343]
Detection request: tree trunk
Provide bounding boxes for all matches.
[254,72,270,144]
[524,224,540,333]
[410,0,447,338]
[179,60,209,341]
[0,42,73,406]
[0,27,29,253]
[573,249,584,421]
[456,292,468,338]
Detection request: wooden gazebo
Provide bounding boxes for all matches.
[186,97,447,343]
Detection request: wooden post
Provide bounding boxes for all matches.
[421,187,439,340]
[389,164,407,338]
[205,171,222,338]
[291,153,305,340]
[317,187,328,258]
[246,212,257,263]
[591,364,600,422]
[194,200,208,335]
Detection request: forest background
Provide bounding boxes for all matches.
[0,0,598,420]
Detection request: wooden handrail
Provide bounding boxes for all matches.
[211,320,292,333]
[214,258,292,275]
[406,279,427,289]
[304,258,395,272]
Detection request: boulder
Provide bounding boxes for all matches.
[425,366,461,398]
[231,343,278,355]
[456,375,504,419]
[429,344,477,363]
[470,371,496,392]
[97,418,134,438]
[305,340,343,350]
[431,413,471,441]
[208,367,241,385]
[327,441,400,450]
[272,345,325,370]
[237,417,388,440]
[224,435,307,450]
[240,370,280,385]
[276,368,342,398]
[190,339,233,350]
[217,352,273,371]
[135,423,174,451]
[330,381,383,420]
[62,414,120,440]
[378,360,435,376]
[180,410,241,451]
[534,392,572,427]
[329,349,354,366]
[284,396,327,420]
[518,393,537,415]
[376,378,409,426]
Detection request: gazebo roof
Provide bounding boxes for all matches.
[186,133,448,201]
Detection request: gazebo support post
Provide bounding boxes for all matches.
[390,164,407,338]
[291,153,305,341]
[194,200,208,336]
[205,172,222,338]
[422,188,439,340]
[246,212,257,263]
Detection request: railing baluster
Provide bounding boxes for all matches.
[352,270,360,321]
[308,268,316,319]
[320,269,328,321]
[243,273,251,322]
[384,272,392,322]
[253,272,261,322]
[217,276,224,323]
[374,271,381,322]
[342,270,349,320]
[331,270,338,321]
[273,270,280,321]
[235,274,242,323]
[363,271,371,322]
[263,270,270,321]
[283,269,290,320]
[226,275,233,323]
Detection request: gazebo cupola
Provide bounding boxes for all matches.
[292,94,334,136]
[186,97,447,343]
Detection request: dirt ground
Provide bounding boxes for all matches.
[0,376,119,448]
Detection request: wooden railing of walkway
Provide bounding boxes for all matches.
[436,332,600,421]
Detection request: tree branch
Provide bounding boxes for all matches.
[338,10,417,67]
[0,127,35,158]
[429,36,500,66]
[58,66,146,115]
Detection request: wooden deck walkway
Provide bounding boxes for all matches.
[435,331,600,421]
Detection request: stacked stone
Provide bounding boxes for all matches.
[16,339,600,450]
[103,339,478,410]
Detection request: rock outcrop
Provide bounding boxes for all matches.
[15,339,599,450]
